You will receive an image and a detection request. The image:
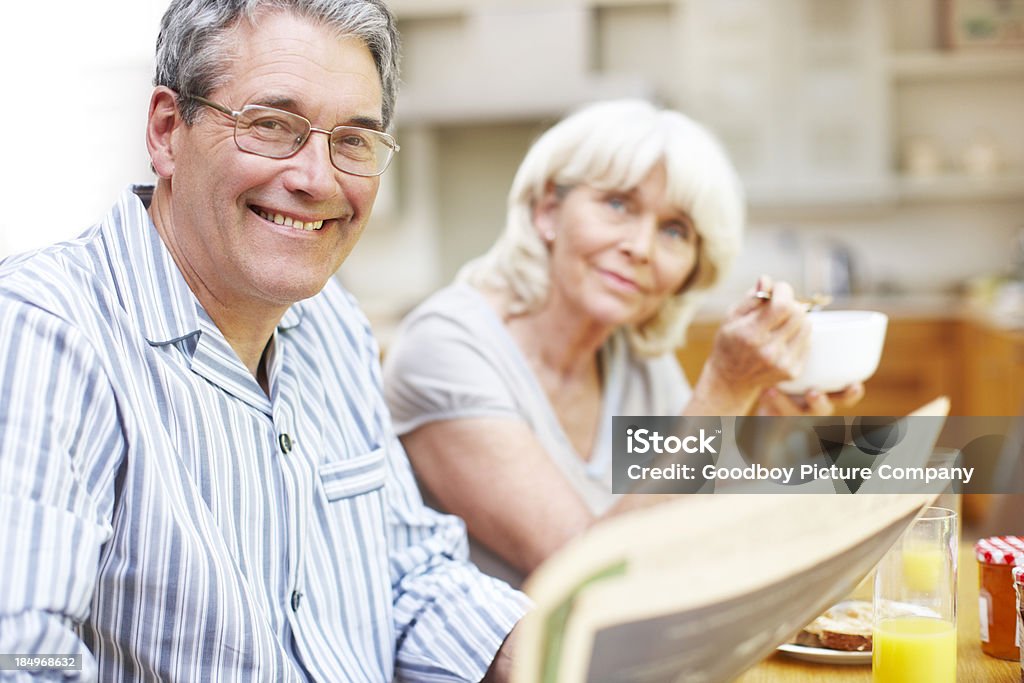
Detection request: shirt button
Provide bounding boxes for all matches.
[278,433,293,454]
[290,590,303,612]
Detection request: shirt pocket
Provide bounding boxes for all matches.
[318,447,387,502]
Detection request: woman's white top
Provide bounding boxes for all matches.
[383,284,691,586]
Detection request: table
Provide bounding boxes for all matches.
[737,546,1021,682]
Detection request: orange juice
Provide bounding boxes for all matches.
[873,617,956,683]
[901,546,943,593]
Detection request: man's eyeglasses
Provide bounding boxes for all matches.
[189,95,399,177]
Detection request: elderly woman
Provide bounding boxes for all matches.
[382,99,862,586]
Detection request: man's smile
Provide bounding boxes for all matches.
[252,205,327,231]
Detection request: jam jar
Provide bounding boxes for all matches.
[1015,566,1024,681]
[976,536,1024,660]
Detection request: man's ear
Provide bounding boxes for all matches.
[147,86,183,179]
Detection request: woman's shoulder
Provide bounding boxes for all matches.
[405,282,477,317]
[383,283,525,431]
[386,283,508,371]
[398,283,505,340]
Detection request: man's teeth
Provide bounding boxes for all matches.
[256,209,324,231]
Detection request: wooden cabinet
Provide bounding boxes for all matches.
[961,322,1024,415]
[856,320,961,416]
[676,318,1024,416]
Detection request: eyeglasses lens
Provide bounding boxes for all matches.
[330,128,392,177]
[233,105,395,176]
[235,107,308,158]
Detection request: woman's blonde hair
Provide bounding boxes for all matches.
[458,98,745,356]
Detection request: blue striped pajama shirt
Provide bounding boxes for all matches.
[0,186,529,682]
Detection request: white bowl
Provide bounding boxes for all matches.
[776,310,888,394]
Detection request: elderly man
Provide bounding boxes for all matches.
[0,0,527,680]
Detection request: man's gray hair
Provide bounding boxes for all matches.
[154,0,400,129]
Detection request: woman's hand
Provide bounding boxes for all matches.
[755,382,866,416]
[710,278,810,385]
[687,277,811,415]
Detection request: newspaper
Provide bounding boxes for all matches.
[512,399,949,683]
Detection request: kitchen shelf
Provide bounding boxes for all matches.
[390,0,669,19]
[888,50,1024,81]
[896,172,1024,203]
[389,0,471,19]
[745,179,896,210]
[377,0,1024,309]
[745,173,1024,213]
[396,74,655,125]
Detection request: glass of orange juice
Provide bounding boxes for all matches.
[873,506,957,683]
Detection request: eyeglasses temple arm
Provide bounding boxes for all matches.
[188,95,237,119]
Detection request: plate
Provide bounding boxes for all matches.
[777,600,941,665]
[776,643,872,665]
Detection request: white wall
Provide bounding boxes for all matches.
[0,1,168,258]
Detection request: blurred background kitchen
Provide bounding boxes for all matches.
[2,0,1022,416]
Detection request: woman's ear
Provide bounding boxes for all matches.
[677,252,709,294]
[532,181,562,243]
[146,86,183,179]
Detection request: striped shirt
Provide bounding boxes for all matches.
[0,186,529,682]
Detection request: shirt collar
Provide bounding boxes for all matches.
[104,185,305,348]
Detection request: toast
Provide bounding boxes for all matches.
[796,600,873,652]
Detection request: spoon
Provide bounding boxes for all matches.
[754,289,833,311]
